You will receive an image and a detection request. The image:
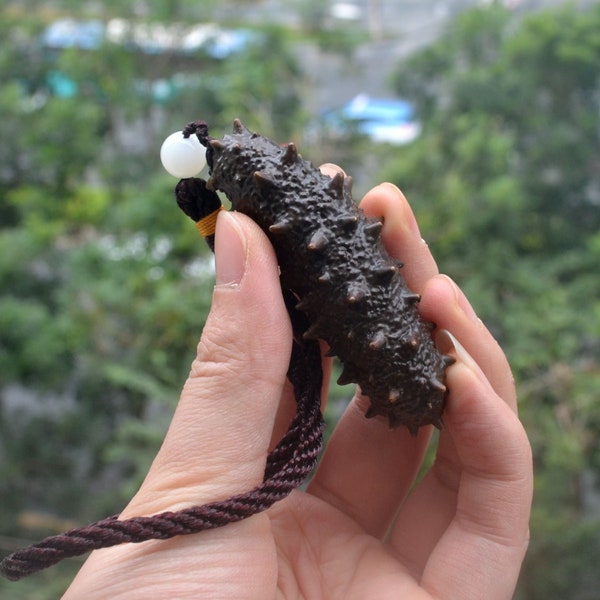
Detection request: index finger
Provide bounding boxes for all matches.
[361,182,516,410]
[307,179,440,538]
[420,357,533,600]
[359,182,439,291]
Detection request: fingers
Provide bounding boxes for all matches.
[319,163,344,178]
[419,344,533,600]
[388,331,531,589]
[361,179,516,410]
[360,182,439,291]
[64,518,277,600]
[419,275,517,411]
[308,181,441,537]
[65,211,287,596]
[121,210,292,519]
[386,277,519,578]
[308,400,433,537]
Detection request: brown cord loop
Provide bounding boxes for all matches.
[0,185,325,582]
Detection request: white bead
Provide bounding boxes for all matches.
[160,131,207,179]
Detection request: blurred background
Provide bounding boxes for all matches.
[1,0,599,597]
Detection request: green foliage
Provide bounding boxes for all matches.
[0,561,79,599]
[2,2,600,596]
[385,4,600,597]
[0,2,306,584]
[520,516,600,600]
[198,26,307,139]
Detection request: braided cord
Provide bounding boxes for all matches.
[0,183,325,580]
[0,312,323,581]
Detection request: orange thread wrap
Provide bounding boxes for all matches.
[196,206,225,238]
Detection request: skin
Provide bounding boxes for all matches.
[63,173,532,600]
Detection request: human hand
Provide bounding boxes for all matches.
[63,174,532,599]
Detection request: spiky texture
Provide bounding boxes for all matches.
[204,119,452,433]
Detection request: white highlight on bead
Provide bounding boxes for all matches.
[160,131,207,178]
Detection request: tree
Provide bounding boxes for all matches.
[0,3,306,595]
[384,4,600,598]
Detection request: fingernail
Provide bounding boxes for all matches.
[440,275,479,324]
[378,182,422,238]
[435,329,490,388]
[436,329,472,367]
[319,163,346,177]
[214,211,247,287]
[378,181,403,195]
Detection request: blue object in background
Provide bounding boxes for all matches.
[322,94,421,145]
[42,19,104,50]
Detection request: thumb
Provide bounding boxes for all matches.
[122,210,292,518]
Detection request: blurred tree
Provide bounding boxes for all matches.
[0,2,306,595]
[4,1,599,597]
[385,4,600,598]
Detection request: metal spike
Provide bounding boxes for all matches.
[295,296,311,311]
[364,219,383,236]
[385,412,401,429]
[365,405,378,419]
[372,264,397,284]
[345,293,364,304]
[282,142,298,165]
[269,220,292,234]
[432,416,444,430]
[317,271,331,284]
[302,321,323,340]
[307,229,329,251]
[365,220,383,231]
[405,292,421,304]
[329,171,345,195]
[209,139,225,151]
[232,118,244,133]
[406,423,420,436]
[345,285,365,304]
[340,214,359,231]
[430,377,447,393]
[337,365,358,386]
[254,171,277,193]
[407,336,419,349]
[388,389,401,404]
[369,331,386,350]
[442,354,456,367]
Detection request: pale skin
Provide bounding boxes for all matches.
[63,171,533,599]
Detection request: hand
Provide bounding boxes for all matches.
[63,174,532,600]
